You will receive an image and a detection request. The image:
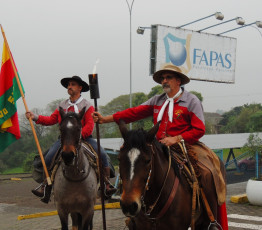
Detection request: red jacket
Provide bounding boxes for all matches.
[113,90,205,144]
[36,98,94,139]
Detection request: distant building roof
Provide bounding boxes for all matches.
[204,112,223,125]
[200,133,262,149]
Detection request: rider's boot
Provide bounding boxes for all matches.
[31,179,52,203]
[104,167,117,197]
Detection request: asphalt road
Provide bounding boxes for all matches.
[1,170,262,230]
[226,169,257,184]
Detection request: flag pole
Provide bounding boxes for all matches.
[0,25,51,185]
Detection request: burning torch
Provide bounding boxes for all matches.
[88,59,107,230]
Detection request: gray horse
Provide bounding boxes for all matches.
[53,107,98,230]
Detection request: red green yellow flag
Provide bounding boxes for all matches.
[0,41,24,152]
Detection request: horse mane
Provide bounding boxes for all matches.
[154,139,170,160]
[123,129,145,148]
[124,128,181,179]
[155,141,181,180]
[60,111,82,128]
[63,111,79,120]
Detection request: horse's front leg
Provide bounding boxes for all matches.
[82,212,94,230]
[57,207,69,230]
[71,212,80,230]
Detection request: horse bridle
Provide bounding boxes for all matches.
[141,142,172,217]
[61,123,90,182]
[60,115,82,156]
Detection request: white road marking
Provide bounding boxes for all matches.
[128,148,140,180]
[228,222,262,229]
[187,214,262,230]
[228,214,262,222]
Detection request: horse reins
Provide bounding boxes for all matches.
[141,143,179,220]
[60,124,92,182]
[178,140,222,230]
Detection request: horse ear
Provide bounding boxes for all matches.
[118,119,128,140]
[78,106,86,120]
[59,107,66,120]
[146,121,161,143]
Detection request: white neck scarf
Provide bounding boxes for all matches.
[157,88,182,122]
[67,96,84,114]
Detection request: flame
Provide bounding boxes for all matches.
[92,58,100,76]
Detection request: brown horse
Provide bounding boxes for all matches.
[118,120,224,230]
[53,107,98,230]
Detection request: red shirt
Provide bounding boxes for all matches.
[36,98,94,139]
[113,90,205,144]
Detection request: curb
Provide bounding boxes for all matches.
[230,194,248,204]
[17,202,121,220]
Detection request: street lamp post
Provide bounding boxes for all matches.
[125,0,134,130]
[177,12,224,28]
[217,21,262,35]
[197,17,245,32]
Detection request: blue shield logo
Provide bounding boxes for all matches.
[163,33,187,66]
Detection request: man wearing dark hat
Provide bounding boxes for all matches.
[93,63,228,229]
[26,76,116,202]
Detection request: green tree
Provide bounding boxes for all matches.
[219,106,242,128]
[247,111,262,132]
[98,94,131,138]
[98,92,153,137]
[205,120,212,134]
[47,98,66,113]
[23,152,35,172]
[99,87,166,138]
[0,99,64,173]
[147,85,163,98]
[219,104,262,134]
[133,93,147,106]
[19,108,47,138]
[242,133,262,180]
[190,91,203,102]
[0,159,7,173]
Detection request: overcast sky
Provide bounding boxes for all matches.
[1,0,262,114]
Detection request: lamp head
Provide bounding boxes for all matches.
[256,21,262,28]
[236,17,245,26]
[215,12,224,20]
[137,27,145,35]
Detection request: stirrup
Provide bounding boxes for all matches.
[104,182,117,198]
[40,184,52,204]
[31,183,45,198]
[208,220,223,230]
[36,183,44,196]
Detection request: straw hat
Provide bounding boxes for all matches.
[153,63,190,85]
[61,76,89,92]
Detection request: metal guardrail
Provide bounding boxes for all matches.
[225,151,249,168]
[213,149,223,161]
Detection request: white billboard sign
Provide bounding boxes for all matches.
[150,24,237,83]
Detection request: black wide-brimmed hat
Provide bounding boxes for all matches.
[61,76,89,92]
